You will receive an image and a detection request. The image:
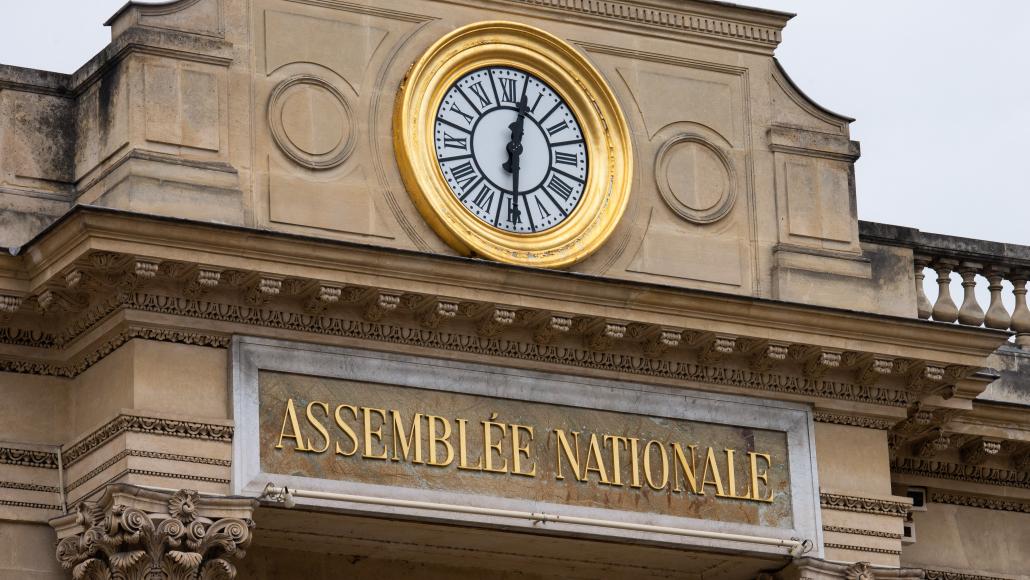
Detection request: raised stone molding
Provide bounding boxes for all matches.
[824,542,903,556]
[820,493,911,517]
[52,484,257,580]
[0,480,61,493]
[928,491,1030,513]
[498,0,784,49]
[813,411,893,430]
[823,525,903,540]
[0,498,63,511]
[0,445,59,469]
[891,457,1030,489]
[0,325,231,378]
[63,414,234,467]
[66,449,232,493]
[924,570,1013,580]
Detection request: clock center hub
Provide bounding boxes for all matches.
[472,108,550,195]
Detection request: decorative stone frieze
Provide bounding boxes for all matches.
[819,493,911,517]
[812,412,892,430]
[928,491,1030,513]
[924,569,1012,580]
[51,484,257,580]
[0,445,59,469]
[63,414,234,467]
[823,525,903,540]
[892,458,1030,489]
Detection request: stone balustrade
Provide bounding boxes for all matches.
[860,222,1030,347]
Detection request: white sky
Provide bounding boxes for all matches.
[1,0,1027,246]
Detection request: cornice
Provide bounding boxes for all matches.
[819,493,911,517]
[9,207,1009,365]
[927,490,1030,513]
[891,457,1030,490]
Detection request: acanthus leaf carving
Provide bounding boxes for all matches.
[53,486,256,580]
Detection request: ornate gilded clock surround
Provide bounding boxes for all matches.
[394,21,633,268]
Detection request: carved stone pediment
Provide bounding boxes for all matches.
[50,484,258,580]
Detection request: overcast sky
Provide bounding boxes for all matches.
[1,1,1027,245]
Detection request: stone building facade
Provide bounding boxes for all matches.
[0,0,1027,578]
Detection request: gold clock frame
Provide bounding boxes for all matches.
[394,21,632,269]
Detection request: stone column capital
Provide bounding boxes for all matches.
[50,484,258,580]
[774,558,925,580]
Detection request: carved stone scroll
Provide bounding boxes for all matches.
[51,484,257,580]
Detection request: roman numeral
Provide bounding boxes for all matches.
[554,151,578,166]
[449,103,474,125]
[499,77,517,102]
[530,92,543,113]
[469,81,492,107]
[546,120,569,136]
[442,133,467,149]
[471,184,495,211]
[545,174,575,201]
[449,161,479,192]
[534,196,552,219]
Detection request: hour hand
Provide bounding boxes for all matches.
[503,95,529,174]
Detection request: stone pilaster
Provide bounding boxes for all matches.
[50,484,257,580]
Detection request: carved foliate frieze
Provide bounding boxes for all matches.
[892,458,1030,489]
[54,487,256,580]
[928,491,1030,513]
[820,493,910,517]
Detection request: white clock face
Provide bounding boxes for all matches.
[433,66,588,234]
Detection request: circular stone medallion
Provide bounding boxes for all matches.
[655,135,736,224]
[269,75,354,169]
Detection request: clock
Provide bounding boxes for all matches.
[434,66,588,234]
[395,21,632,268]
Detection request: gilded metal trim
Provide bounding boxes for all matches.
[394,21,633,268]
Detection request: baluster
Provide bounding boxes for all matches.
[957,262,985,326]
[931,259,959,323]
[1010,270,1030,347]
[983,265,1011,330]
[913,255,933,320]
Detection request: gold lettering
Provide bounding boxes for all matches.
[457,418,483,471]
[276,398,311,452]
[749,452,774,502]
[671,443,701,494]
[604,435,628,486]
[362,407,389,460]
[511,424,536,477]
[427,415,454,466]
[482,414,509,473]
[554,429,585,482]
[305,401,332,453]
[725,449,752,499]
[628,437,642,488]
[643,440,669,490]
[701,447,727,497]
[584,433,611,484]
[333,404,359,456]
[390,410,423,463]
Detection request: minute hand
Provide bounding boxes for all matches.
[503,95,529,225]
